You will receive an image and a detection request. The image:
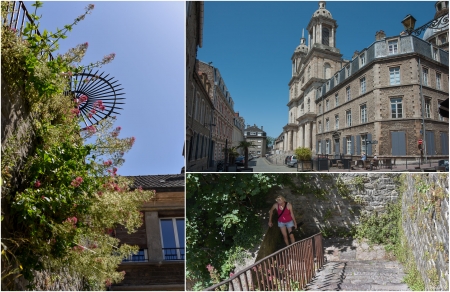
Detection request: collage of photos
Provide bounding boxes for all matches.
[0,1,448,292]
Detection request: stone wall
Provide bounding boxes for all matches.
[266,174,401,237]
[401,174,449,291]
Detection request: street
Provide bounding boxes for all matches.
[247,157,298,172]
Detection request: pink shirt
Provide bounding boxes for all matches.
[277,203,293,223]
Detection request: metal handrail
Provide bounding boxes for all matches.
[205,233,324,291]
[2,1,54,60]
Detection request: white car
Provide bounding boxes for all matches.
[287,155,298,167]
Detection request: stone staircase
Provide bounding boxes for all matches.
[306,238,410,291]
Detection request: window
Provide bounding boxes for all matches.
[346,66,350,77]
[389,67,400,85]
[346,86,351,101]
[438,100,444,121]
[439,34,447,45]
[307,66,311,79]
[433,48,439,61]
[334,73,339,85]
[160,218,185,260]
[422,68,428,86]
[335,93,339,107]
[346,110,352,127]
[360,104,367,123]
[425,98,431,118]
[325,140,330,154]
[436,73,441,90]
[318,140,322,154]
[326,118,329,131]
[346,137,352,155]
[318,121,322,133]
[335,115,339,129]
[326,99,329,111]
[123,249,148,262]
[360,53,366,66]
[257,132,262,136]
[250,132,256,136]
[322,27,330,46]
[391,98,403,118]
[360,77,366,94]
[388,40,398,54]
[319,103,322,114]
[361,134,367,154]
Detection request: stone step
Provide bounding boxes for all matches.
[306,260,410,291]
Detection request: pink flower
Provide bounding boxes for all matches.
[66,216,78,225]
[85,125,96,134]
[78,95,88,103]
[121,271,126,276]
[112,132,118,137]
[41,196,45,200]
[71,177,83,187]
[116,126,122,131]
[71,108,80,116]
[206,264,213,272]
[105,278,111,287]
[103,160,112,166]
[90,109,96,115]
[87,4,95,10]
[97,191,103,197]
[34,180,41,188]
[230,272,234,277]
[102,53,116,63]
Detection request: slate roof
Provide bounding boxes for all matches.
[126,174,184,191]
[245,125,264,132]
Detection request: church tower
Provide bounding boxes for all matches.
[307,1,338,50]
[285,1,345,153]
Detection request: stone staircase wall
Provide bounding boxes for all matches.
[401,174,449,291]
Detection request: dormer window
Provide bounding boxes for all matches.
[360,53,366,66]
[388,40,398,55]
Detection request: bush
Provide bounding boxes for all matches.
[295,147,312,160]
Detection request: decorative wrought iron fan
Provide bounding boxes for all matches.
[66,70,125,129]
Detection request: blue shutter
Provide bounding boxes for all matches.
[334,140,340,157]
[426,131,435,155]
[322,139,326,154]
[441,132,449,155]
[356,135,361,155]
[350,136,355,155]
[367,133,372,155]
[195,133,200,159]
[391,132,406,155]
[316,139,319,155]
[343,138,347,154]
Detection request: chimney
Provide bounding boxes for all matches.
[352,50,360,59]
[261,126,263,131]
[375,30,386,41]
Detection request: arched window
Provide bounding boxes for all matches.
[324,63,331,79]
[322,27,330,46]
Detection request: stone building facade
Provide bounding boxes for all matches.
[186,1,216,172]
[113,174,185,291]
[233,112,246,155]
[244,124,267,157]
[284,1,449,162]
[197,61,235,164]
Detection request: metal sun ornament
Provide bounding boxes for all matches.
[66,70,125,129]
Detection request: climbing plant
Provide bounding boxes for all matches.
[1,2,153,290]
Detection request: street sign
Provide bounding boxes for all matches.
[418,139,423,144]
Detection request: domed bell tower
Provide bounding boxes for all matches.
[307,1,338,49]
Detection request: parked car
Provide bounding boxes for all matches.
[235,156,245,166]
[287,155,298,167]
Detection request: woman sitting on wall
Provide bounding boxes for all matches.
[269,195,298,246]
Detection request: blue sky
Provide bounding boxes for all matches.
[197,1,437,139]
[34,1,185,176]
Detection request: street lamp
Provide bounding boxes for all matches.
[401,14,417,34]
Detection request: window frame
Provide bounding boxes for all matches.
[360,104,367,123]
[422,67,429,86]
[390,97,403,119]
[346,86,351,101]
[389,66,400,85]
[425,98,431,118]
[436,72,441,90]
[388,39,398,55]
[159,218,185,261]
[335,115,339,129]
[360,76,366,94]
[346,110,352,127]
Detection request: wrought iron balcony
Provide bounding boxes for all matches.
[162,247,185,261]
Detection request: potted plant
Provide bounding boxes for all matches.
[295,147,313,171]
[237,141,255,172]
[222,146,239,172]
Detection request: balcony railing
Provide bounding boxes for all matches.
[122,249,148,263]
[205,233,324,291]
[2,1,54,60]
[162,247,185,261]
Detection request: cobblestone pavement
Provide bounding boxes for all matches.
[306,238,410,291]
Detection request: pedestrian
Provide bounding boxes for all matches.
[269,195,298,246]
[361,152,367,161]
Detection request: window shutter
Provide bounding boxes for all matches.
[440,132,449,155]
[322,139,326,154]
[426,131,435,155]
[343,138,347,154]
[356,135,361,155]
[317,140,319,155]
[391,131,406,155]
[350,136,354,155]
[367,133,372,155]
